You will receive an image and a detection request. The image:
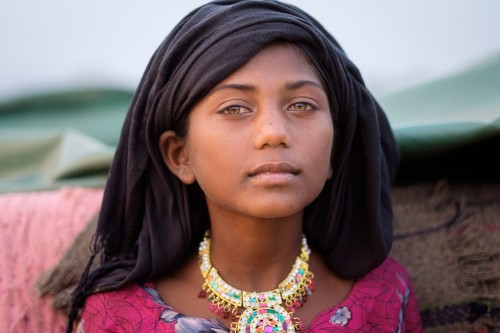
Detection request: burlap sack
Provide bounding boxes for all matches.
[391,180,500,332]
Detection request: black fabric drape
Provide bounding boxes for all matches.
[83,0,399,295]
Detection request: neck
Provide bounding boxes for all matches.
[206,208,304,292]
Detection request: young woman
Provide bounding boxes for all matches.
[69,1,422,332]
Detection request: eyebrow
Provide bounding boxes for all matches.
[284,80,323,91]
[210,83,256,94]
[210,80,323,95]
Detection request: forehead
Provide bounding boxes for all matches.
[217,43,322,85]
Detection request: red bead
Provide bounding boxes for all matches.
[198,290,207,298]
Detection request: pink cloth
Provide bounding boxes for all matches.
[82,257,422,332]
[0,188,103,333]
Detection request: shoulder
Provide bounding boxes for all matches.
[352,256,415,306]
[346,257,421,331]
[309,257,422,332]
[362,256,413,289]
[81,283,173,333]
[82,283,148,313]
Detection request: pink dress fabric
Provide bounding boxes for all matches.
[81,257,422,332]
[0,188,104,333]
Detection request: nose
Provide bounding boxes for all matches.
[252,106,291,149]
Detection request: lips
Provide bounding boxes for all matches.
[248,162,300,177]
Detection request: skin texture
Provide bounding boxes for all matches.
[158,44,353,328]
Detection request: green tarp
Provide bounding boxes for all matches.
[0,90,131,192]
[380,54,500,157]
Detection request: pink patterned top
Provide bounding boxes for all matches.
[81,257,422,332]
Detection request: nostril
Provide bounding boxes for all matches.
[252,112,291,149]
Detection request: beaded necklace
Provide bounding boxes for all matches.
[198,231,315,333]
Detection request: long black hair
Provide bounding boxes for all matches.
[68,0,399,330]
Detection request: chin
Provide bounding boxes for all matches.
[243,202,306,220]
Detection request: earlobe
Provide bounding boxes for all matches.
[159,131,196,184]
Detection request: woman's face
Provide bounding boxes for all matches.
[180,44,333,220]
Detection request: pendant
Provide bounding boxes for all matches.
[238,305,295,333]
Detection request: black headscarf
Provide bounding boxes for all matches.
[69,0,399,326]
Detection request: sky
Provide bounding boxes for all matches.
[1,0,500,100]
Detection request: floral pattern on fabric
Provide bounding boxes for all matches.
[330,306,351,326]
[142,284,227,333]
[81,257,422,332]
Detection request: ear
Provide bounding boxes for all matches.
[159,131,196,184]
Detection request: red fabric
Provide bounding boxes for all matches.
[82,257,422,332]
[0,188,103,333]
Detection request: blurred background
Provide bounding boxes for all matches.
[2,0,500,97]
[1,0,499,191]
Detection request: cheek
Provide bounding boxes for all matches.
[310,123,334,180]
[186,133,244,190]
